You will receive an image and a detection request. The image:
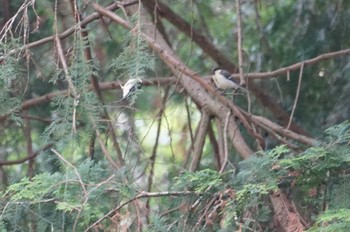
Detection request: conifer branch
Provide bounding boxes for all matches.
[0,1,139,62]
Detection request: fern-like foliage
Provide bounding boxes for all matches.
[0,38,24,120]
[110,24,155,82]
[0,159,134,231]
[173,169,224,193]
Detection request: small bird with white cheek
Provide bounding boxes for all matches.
[212,68,246,92]
[120,78,143,100]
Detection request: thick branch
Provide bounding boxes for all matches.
[190,112,211,171]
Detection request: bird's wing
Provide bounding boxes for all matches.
[220,69,236,82]
[122,81,142,99]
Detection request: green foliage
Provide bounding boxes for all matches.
[0,159,133,231]
[5,173,61,201]
[307,209,350,232]
[324,121,350,145]
[173,169,224,193]
[111,23,155,81]
[0,39,23,117]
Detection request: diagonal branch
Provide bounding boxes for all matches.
[287,63,304,130]
[141,0,309,136]
[92,3,254,158]
[0,143,53,166]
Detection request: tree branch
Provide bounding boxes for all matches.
[0,143,53,166]
[231,48,350,79]
[85,191,197,231]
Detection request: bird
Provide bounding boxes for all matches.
[212,68,246,91]
[120,78,143,100]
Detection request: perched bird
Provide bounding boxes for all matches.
[212,68,246,91]
[120,78,143,100]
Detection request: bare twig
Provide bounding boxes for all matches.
[235,0,245,86]
[185,97,194,144]
[50,148,87,196]
[0,143,53,166]
[146,87,170,218]
[231,48,350,79]
[287,63,304,130]
[22,110,34,178]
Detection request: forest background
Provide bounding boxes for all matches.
[1,0,350,231]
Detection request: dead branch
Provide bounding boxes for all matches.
[287,63,304,130]
[146,87,170,216]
